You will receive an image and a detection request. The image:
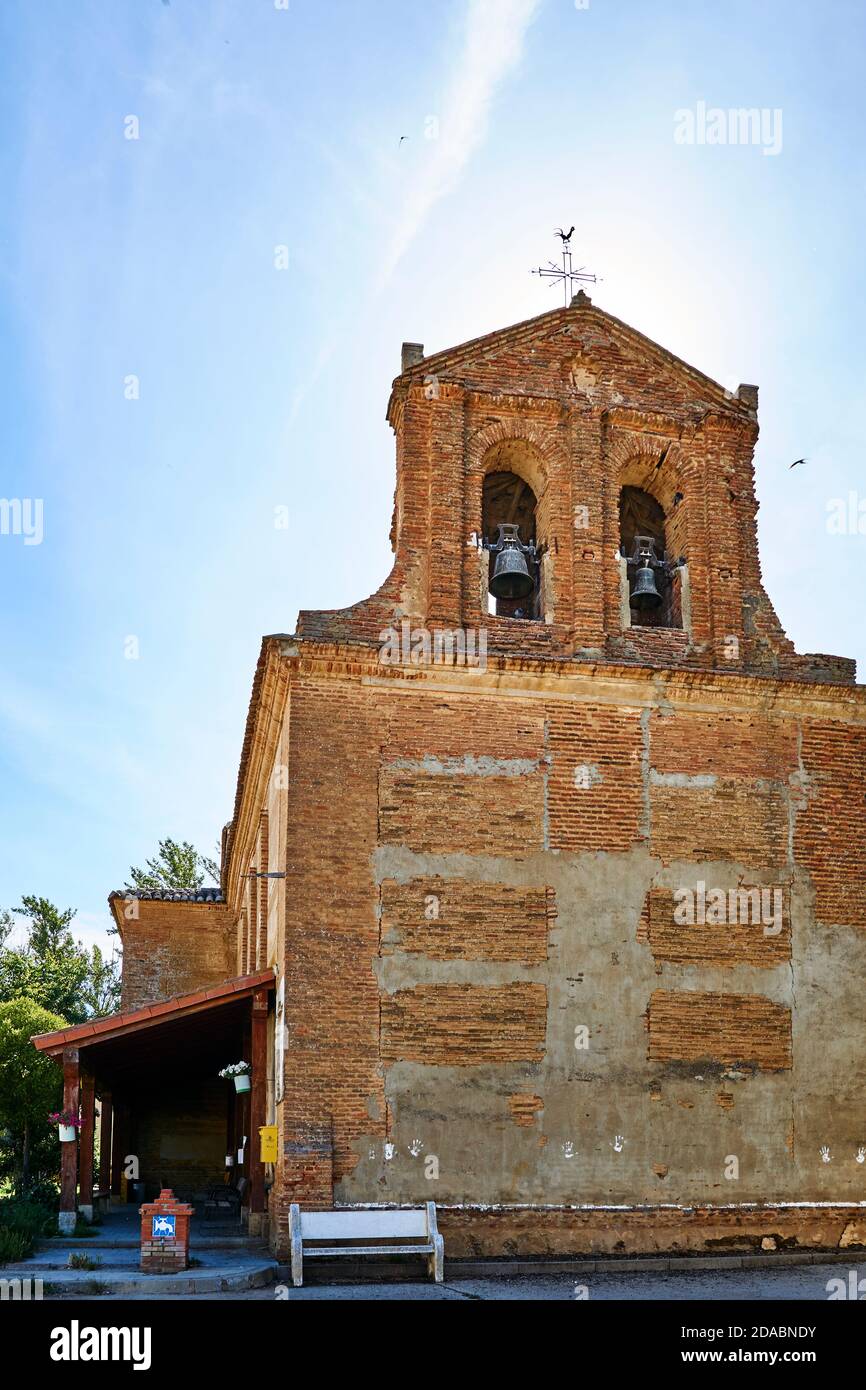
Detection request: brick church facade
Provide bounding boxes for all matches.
[35,293,866,1256]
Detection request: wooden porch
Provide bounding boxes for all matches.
[31,970,275,1235]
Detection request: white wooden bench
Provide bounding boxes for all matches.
[289,1203,443,1286]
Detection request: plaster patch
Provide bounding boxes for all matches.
[387,754,539,777]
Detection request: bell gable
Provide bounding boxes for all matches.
[296,297,854,687]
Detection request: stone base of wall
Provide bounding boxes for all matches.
[267,1202,866,1262]
[435,1205,866,1258]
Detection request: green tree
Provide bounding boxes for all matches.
[1,897,90,1023]
[124,837,220,893]
[0,997,65,1192]
[0,897,121,1024]
[81,944,121,1017]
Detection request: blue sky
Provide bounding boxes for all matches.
[1,0,864,956]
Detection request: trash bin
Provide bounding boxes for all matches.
[128,1180,146,1205]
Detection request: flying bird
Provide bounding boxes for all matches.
[789,458,808,469]
[555,225,575,242]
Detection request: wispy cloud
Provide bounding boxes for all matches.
[378,0,542,286]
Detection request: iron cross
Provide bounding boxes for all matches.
[532,227,597,306]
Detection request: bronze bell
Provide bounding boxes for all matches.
[489,524,534,600]
[630,561,663,610]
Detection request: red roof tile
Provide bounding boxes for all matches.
[31,969,275,1053]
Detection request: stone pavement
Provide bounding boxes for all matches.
[1,1203,276,1295]
[46,1259,866,1301]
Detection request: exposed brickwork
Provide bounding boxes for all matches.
[381,984,547,1065]
[379,766,544,855]
[650,781,789,867]
[795,720,866,930]
[643,887,790,966]
[650,709,799,781]
[647,990,793,1070]
[277,679,383,1208]
[620,626,692,668]
[546,702,644,851]
[437,1204,866,1258]
[116,901,236,1011]
[381,878,552,963]
[508,1093,544,1127]
[382,695,545,762]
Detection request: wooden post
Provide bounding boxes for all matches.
[59,1048,80,1235]
[240,1015,252,1198]
[225,1084,235,1184]
[111,1101,128,1200]
[99,1091,113,1196]
[78,1073,96,1222]
[248,987,269,1234]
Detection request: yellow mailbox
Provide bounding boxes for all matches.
[259,1125,278,1163]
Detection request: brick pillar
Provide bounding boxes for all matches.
[248,987,268,1234]
[98,1091,113,1195]
[272,1124,333,1258]
[78,1073,95,1222]
[283,1124,334,1207]
[58,1047,79,1235]
[139,1189,194,1274]
[426,391,466,625]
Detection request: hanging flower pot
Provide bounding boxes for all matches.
[49,1111,82,1142]
[218,1062,251,1093]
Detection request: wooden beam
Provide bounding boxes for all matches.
[78,1073,96,1220]
[248,987,269,1227]
[225,1075,236,1183]
[32,974,276,1057]
[111,1102,128,1198]
[59,1048,79,1233]
[98,1091,113,1194]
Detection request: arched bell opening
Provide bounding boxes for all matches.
[619,485,683,630]
[482,470,541,619]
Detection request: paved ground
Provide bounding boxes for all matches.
[25,1209,863,1301]
[53,1260,865,1300]
[4,1206,276,1294]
